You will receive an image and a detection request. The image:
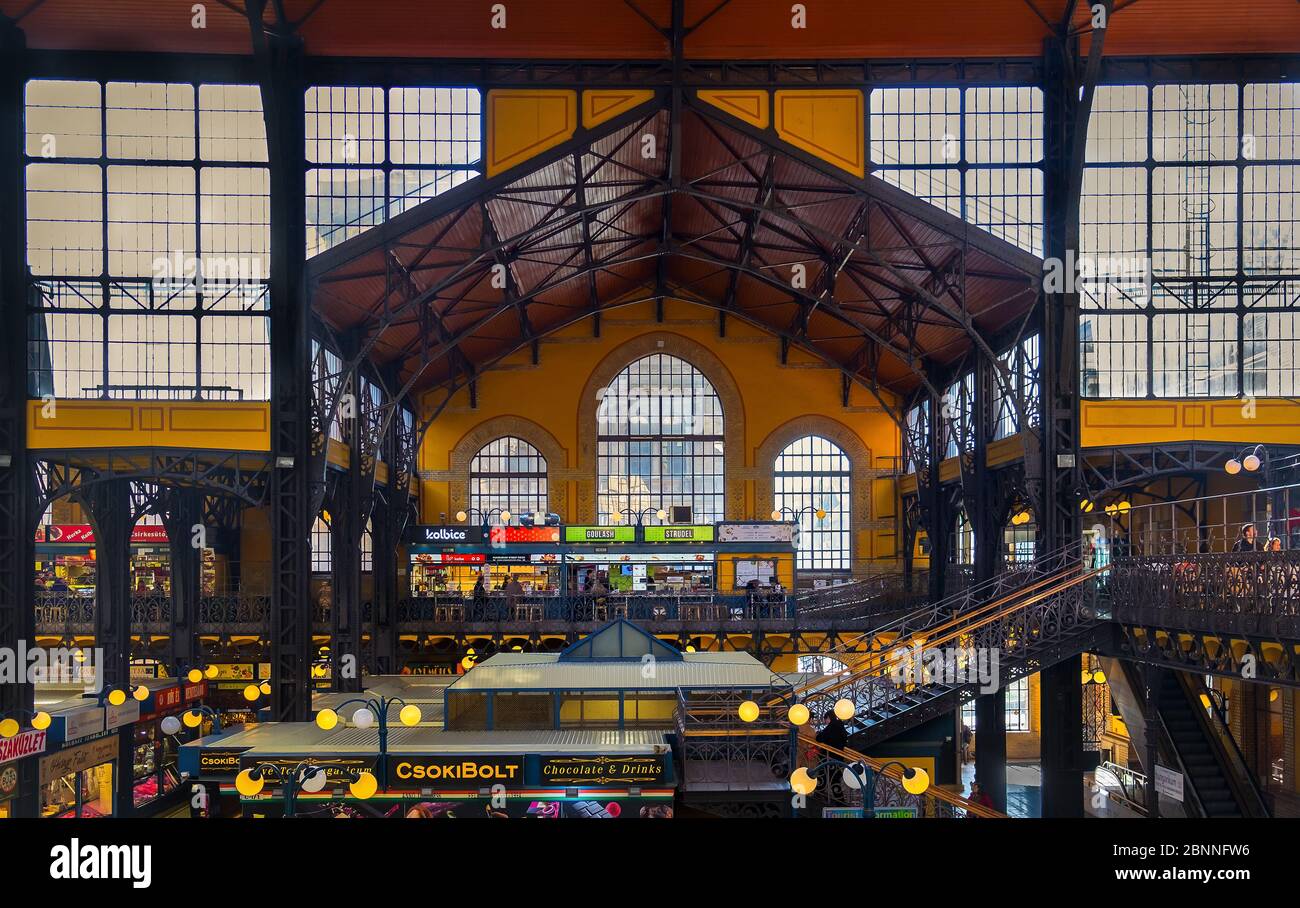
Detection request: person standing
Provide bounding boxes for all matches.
[1232,524,1259,552]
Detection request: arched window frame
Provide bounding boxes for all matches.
[596,354,725,525]
[469,436,548,525]
[774,434,852,572]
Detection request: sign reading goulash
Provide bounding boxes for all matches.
[539,754,666,786]
[390,756,523,785]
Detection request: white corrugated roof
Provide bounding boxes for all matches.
[447,651,777,692]
[188,723,668,755]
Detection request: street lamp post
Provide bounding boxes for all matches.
[0,708,52,740]
[315,695,423,784]
[771,505,827,554]
[234,759,377,818]
[789,756,930,817]
[612,506,667,525]
[456,507,512,529]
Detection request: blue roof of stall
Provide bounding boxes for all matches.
[558,619,683,663]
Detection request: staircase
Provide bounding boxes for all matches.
[1106,662,1269,818]
[787,545,1109,748]
[1158,673,1239,816]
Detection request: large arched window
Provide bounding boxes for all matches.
[597,354,724,524]
[469,437,547,524]
[774,435,851,571]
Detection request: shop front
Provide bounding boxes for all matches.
[182,726,676,819]
[402,522,795,620]
[35,523,219,596]
[0,729,49,818]
[131,678,209,812]
[201,662,271,725]
[39,734,119,818]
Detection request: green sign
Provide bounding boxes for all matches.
[564,526,636,543]
[643,525,715,543]
[872,806,918,818]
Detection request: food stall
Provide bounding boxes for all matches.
[130,678,209,813]
[407,525,564,596]
[35,523,220,596]
[405,522,796,616]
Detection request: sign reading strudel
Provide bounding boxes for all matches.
[539,754,667,786]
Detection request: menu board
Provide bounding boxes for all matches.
[717,523,795,544]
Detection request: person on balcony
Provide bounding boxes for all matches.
[1232,524,1259,552]
[1266,536,1283,552]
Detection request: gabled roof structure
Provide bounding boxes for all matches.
[307,92,1043,413]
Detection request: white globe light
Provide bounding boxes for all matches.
[352,707,375,729]
[833,698,855,722]
[1225,459,1242,475]
[1243,454,1261,472]
[299,768,328,793]
[160,716,182,736]
[842,763,866,790]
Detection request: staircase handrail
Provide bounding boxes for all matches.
[798,732,1006,818]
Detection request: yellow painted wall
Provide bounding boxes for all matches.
[1081,398,1300,449]
[716,552,795,591]
[28,399,270,452]
[417,298,902,572]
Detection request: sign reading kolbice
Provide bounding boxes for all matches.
[539,754,667,786]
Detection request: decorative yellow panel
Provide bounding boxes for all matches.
[486,89,578,177]
[581,89,654,129]
[696,89,770,129]
[28,400,270,452]
[1082,398,1300,448]
[773,89,864,178]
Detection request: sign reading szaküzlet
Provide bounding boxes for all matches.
[643,525,715,542]
[1154,764,1184,802]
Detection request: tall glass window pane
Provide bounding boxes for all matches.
[1081,81,1300,398]
[774,435,851,572]
[311,514,331,573]
[24,79,271,401]
[305,86,481,257]
[596,354,724,524]
[469,437,547,525]
[1005,677,1031,732]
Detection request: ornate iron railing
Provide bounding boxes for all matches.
[793,561,1108,747]
[793,572,926,620]
[1109,551,1300,639]
[802,735,1003,818]
[395,593,794,624]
